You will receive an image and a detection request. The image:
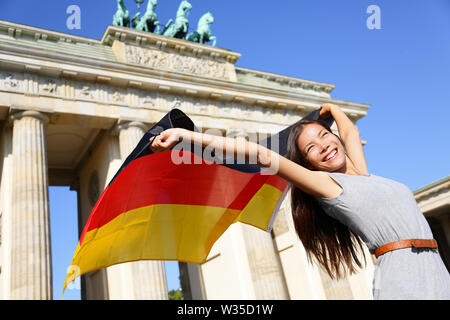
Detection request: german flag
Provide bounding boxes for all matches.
[63,108,332,294]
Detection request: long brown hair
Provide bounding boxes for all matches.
[286,119,366,279]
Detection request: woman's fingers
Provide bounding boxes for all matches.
[150,135,164,153]
[319,103,338,118]
[149,129,182,153]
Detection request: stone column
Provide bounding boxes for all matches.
[117,121,149,161]
[227,128,289,299]
[241,225,290,299]
[114,120,168,300]
[9,110,52,300]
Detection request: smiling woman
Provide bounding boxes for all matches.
[283,106,450,299]
[151,103,450,299]
[0,0,448,302]
[284,115,368,279]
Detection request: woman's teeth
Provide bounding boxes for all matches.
[325,149,337,161]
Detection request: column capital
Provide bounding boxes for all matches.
[110,119,148,136]
[8,110,50,126]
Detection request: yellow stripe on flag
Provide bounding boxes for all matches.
[63,185,283,293]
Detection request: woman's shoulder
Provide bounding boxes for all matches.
[314,170,382,202]
[317,171,411,199]
[320,170,383,181]
[321,170,373,177]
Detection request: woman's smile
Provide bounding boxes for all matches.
[323,148,338,162]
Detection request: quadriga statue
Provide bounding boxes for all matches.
[187,12,216,46]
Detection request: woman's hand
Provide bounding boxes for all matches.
[319,103,339,119]
[149,128,187,153]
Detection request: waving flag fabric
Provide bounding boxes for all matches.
[63,107,333,294]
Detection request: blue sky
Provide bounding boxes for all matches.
[1,0,449,300]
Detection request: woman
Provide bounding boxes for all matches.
[150,103,450,300]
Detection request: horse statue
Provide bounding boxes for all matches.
[187,12,216,46]
[131,12,141,29]
[161,0,192,39]
[135,0,160,33]
[112,0,130,27]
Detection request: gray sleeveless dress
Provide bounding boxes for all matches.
[313,171,450,300]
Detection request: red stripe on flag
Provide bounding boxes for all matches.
[80,150,287,241]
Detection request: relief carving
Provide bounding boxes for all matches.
[125,45,231,80]
[0,71,294,128]
[112,90,124,103]
[2,73,20,89]
[79,86,93,99]
[41,79,57,95]
[140,91,157,107]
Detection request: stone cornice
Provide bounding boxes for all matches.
[0,20,99,45]
[101,25,241,64]
[414,176,450,201]
[0,21,369,121]
[0,43,370,119]
[0,20,336,101]
[0,19,370,125]
[236,67,335,94]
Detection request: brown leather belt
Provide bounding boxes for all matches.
[375,239,438,258]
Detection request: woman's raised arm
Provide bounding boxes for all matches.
[320,103,368,174]
[150,128,343,199]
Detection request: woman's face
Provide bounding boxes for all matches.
[296,123,346,171]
